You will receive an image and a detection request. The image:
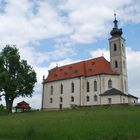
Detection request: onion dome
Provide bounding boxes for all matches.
[110,13,123,37]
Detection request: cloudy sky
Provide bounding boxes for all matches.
[0,0,140,108]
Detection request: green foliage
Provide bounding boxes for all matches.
[0,105,140,140]
[0,104,5,112]
[0,45,37,113]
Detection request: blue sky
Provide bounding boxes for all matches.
[0,0,140,108]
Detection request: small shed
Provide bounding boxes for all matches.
[15,101,31,112]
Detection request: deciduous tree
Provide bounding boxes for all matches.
[0,45,37,113]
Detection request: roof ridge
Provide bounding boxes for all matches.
[53,56,105,69]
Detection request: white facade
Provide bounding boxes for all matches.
[42,74,131,110]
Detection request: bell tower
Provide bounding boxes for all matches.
[109,13,128,94]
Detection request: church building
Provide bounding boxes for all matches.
[42,15,138,110]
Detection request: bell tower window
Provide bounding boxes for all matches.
[115,61,118,68]
[114,43,117,51]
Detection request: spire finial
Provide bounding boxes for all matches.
[113,12,118,28]
[114,11,116,20]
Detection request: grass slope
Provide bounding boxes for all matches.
[0,105,140,140]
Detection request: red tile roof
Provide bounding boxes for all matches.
[44,56,117,83]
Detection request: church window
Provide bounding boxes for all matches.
[94,80,97,91]
[50,98,53,103]
[60,84,63,94]
[115,61,118,68]
[114,44,117,51]
[60,97,63,103]
[86,96,90,102]
[94,95,98,101]
[71,96,74,102]
[71,82,74,93]
[87,81,90,92]
[50,86,53,95]
[108,79,112,89]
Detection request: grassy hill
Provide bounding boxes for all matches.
[0,105,140,140]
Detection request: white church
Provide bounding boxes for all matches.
[42,15,138,110]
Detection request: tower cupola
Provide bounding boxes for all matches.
[110,13,123,37]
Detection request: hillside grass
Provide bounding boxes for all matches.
[0,105,140,140]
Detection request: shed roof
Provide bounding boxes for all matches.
[128,94,139,99]
[100,88,128,96]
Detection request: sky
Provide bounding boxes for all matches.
[0,0,140,109]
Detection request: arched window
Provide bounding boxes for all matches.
[115,61,118,68]
[94,80,97,91]
[50,86,53,95]
[86,96,90,102]
[50,98,53,103]
[60,84,63,94]
[71,96,74,102]
[87,81,90,92]
[108,79,112,89]
[60,97,63,103]
[94,95,98,101]
[71,82,74,93]
[114,44,117,51]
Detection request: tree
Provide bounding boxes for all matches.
[0,45,37,113]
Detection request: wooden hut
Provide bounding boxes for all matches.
[15,101,31,112]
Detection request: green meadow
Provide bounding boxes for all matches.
[0,105,140,140]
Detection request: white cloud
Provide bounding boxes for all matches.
[90,48,110,61]
[59,0,137,43]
